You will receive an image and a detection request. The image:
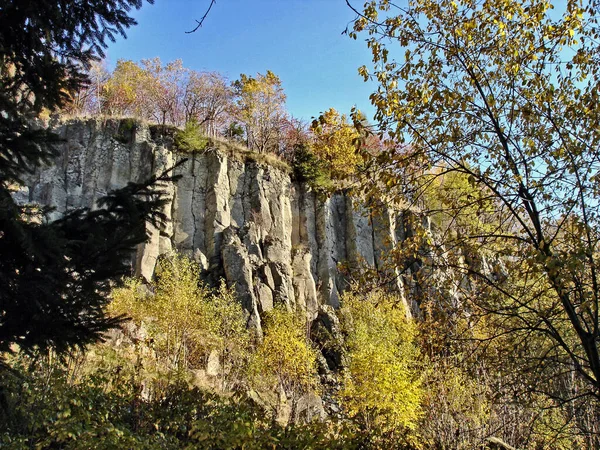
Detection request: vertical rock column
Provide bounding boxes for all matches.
[315,194,347,308]
[204,152,232,272]
[134,129,175,281]
[172,153,209,269]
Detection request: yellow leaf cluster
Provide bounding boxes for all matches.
[109,254,249,373]
[310,108,361,180]
[248,306,319,399]
[339,287,423,432]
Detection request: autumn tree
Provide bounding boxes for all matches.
[339,287,422,438]
[233,71,287,153]
[65,59,239,137]
[420,166,496,237]
[183,70,233,137]
[141,58,186,126]
[110,253,251,381]
[310,108,361,180]
[65,60,110,116]
[110,255,211,370]
[347,0,600,418]
[102,59,150,117]
[248,307,319,418]
[277,116,311,161]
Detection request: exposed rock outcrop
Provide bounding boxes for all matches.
[17,118,418,333]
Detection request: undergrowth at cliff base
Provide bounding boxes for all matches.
[0,253,590,449]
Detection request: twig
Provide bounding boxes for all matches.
[186,0,217,34]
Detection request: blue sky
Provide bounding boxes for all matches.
[105,0,377,121]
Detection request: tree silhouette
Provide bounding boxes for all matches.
[0,0,171,359]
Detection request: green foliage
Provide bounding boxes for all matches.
[339,287,423,435]
[224,121,245,142]
[0,351,367,449]
[114,117,139,144]
[292,143,333,193]
[0,353,169,449]
[174,119,209,152]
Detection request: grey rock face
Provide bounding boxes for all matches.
[16,118,419,332]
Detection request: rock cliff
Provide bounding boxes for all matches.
[16,118,417,331]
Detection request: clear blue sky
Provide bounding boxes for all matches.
[104,0,377,121]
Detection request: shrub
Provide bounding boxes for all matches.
[174,119,208,152]
[0,351,367,449]
[248,306,320,415]
[114,117,138,144]
[339,287,423,437]
[292,143,333,193]
[109,254,250,380]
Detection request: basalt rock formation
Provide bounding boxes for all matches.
[15,118,421,332]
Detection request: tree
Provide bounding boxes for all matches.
[141,57,186,126]
[233,71,287,153]
[339,287,422,437]
[110,254,251,389]
[248,307,319,417]
[101,59,151,117]
[310,108,361,180]
[0,0,164,360]
[110,255,213,371]
[65,60,110,116]
[420,165,496,237]
[347,0,600,410]
[279,116,311,161]
[183,70,233,137]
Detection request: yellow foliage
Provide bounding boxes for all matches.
[234,70,286,153]
[249,306,319,401]
[109,254,249,377]
[310,108,361,180]
[418,361,491,449]
[101,59,151,117]
[339,287,423,433]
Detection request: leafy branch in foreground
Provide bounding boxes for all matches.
[348,0,600,432]
[0,0,159,359]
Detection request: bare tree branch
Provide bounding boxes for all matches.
[186,0,217,34]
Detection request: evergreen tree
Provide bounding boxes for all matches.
[0,0,160,359]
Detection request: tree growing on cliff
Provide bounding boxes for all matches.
[65,60,111,116]
[0,0,164,360]
[102,59,151,117]
[233,71,287,154]
[310,108,361,180]
[348,0,600,414]
[141,57,187,126]
[183,70,234,137]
